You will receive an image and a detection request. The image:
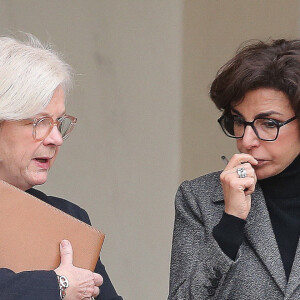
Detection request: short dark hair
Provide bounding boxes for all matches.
[210,39,300,118]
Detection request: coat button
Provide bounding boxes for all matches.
[214,269,222,280]
[206,286,216,296]
[209,278,219,288]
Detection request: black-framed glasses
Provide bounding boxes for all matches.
[31,114,77,141]
[218,114,297,141]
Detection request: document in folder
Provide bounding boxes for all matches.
[0,180,105,273]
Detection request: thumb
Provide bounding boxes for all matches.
[59,240,73,266]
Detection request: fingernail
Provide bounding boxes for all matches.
[61,240,69,248]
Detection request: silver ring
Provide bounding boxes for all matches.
[91,297,95,300]
[237,167,247,178]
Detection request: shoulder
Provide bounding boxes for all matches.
[178,171,222,198]
[26,188,90,224]
[175,171,224,214]
[188,170,222,189]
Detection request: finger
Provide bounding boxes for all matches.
[93,285,100,297]
[59,240,73,266]
[236,177,256,191]
[236,163,256,178]
[223,176,255,190]
[245,186,255,196]
[224,162,256,178]
[93,273,103,287]
[244,178,256,195]
[225,153,258,170]
[221,167,255,184]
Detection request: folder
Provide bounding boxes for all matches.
[0,180,105,273]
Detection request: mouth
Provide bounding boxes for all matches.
[33,157,53,169]
[35,158,49,162]
[255,159,270,166]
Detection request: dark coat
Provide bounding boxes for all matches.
[0,188,123,300]
[168,171,300,299]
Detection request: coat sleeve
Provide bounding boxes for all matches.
[168,180,239,299]
[0,268,60,300]
[79,208,123,300]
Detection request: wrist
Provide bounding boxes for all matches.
[57,275,69,299]
[224,207,249,220]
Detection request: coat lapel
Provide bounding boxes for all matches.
[244,184,286,293]
[285,239,300,298]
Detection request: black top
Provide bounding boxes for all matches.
[213,155,300,280]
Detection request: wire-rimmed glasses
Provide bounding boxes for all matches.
[218,114,297,141]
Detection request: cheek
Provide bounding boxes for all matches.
[278,128,300,153]
[236,140,243,153]
[21,144,45,168]
[269,134,300,170]
[50,148,60,166]
[0,145,22,166]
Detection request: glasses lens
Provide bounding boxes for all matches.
[35,118,52,140]
[58,117,75,139]
[220,115,244,138]
[253,118,278,141]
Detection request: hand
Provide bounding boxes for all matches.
[54,240,103,300]
[220,153,258,220]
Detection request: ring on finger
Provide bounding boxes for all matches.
[237,167,247,178]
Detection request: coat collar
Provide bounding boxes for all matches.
[244,184,286,293]
[246,185,300,297]
[286,243,300,297]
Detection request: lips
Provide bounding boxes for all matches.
[33,157,53,169]
[255,158,269,162]
[254,159,270,166]
[35,158,48,163]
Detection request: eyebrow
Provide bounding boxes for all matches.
[231,108,283,119]
[35,111,66,118]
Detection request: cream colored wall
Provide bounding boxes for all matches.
[0,1,299,300]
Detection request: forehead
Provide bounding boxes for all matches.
[232,88,294,117]
[37,86,65,117]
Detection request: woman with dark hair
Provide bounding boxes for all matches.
[168,39,300,299]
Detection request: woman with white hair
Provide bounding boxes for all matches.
[0,35,122,300]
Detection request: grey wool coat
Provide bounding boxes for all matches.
[168,171,300,300]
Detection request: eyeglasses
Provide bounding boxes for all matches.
[31,114,77,141]
[218,114,297,141]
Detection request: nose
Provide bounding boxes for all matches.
[43,125,63,146]
[240,125,260,150]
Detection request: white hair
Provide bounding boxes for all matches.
[0,34,72,120]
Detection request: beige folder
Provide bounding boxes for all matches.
[0,180,105,273]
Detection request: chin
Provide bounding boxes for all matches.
[256,173,267,180]
[30,174,48,187]
[33,178,48,186]
[255,166,282,180]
